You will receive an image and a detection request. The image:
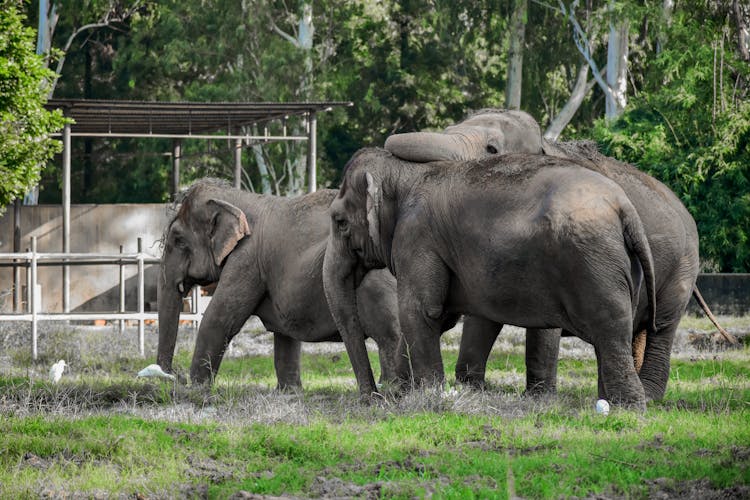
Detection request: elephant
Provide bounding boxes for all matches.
[384,108,721,401]
[157,178,403,388]
[323,148,656,410]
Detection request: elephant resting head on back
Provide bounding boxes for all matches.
[384,108,544,161]
[384,108,704,402]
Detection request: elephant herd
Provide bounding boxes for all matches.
[156,109,728,411]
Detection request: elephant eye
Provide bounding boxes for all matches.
[173,235,188,250]
[486,144,498,154]
[335,217,349,232]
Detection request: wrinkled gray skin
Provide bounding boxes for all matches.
[385,109,700,401]
[157,179,403,387]
[323,149,656,409]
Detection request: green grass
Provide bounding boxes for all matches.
[1,404,747,498]
[0,322,748,498]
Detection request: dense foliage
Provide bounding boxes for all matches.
[592,5,750,272]
[8,0,750,270]
[0,1,66,211]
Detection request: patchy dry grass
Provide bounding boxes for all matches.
[0,315,748,498]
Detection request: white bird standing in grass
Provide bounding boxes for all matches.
[49,359,66,383]
[137,364,176,380]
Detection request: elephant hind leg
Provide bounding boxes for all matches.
[638,321,679,401]
[592,322,646,411]
[455,315,503,388]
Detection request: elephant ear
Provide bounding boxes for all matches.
[207,199,251,266]
[365,172,381,244]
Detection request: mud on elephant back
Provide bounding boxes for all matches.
[384,108,737,402]
[323,148,656,411]
[156,178,404,389]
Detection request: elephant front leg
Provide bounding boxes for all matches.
[456,315,503,388]
[525,328,562,395]
[397,260,450,389]
[274,333,302,390]
[190,271,264,385]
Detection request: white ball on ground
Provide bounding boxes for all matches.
[595,399,610,415]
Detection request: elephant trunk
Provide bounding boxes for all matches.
[322,238,378,399]
[156,273,183,373]
[384,132,479,162]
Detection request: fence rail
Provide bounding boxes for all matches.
[0,236,206,359]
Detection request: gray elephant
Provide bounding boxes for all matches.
[323,148,656,409]
[157,178,403,387]
[384,109,720,402]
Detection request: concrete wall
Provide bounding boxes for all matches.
[0,204,170,313]
[688,273,750,316]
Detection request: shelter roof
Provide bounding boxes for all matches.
[45,99,352,137]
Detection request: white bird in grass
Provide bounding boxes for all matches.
[49,359,66,383]
[137,364,176,380]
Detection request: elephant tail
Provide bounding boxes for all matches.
[620,201,657,335]
[692,287,739,345]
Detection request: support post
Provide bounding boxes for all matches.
[13,199,21,312]
[137,237,145,357]
[62,122,71,313]
[25,247,31,314]
[119,244,125,333]
[172,139,181,199]
[234,138,242,189]
[30,237,38,360]
[191,285,199,330]
[306,112,317,193]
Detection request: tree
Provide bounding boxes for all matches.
[505,0,527,109]
[592,2,750,271]
[0,1,66,212]
[33,0,143,98]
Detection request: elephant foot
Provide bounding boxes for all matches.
[523,380,557,397]
[275,382,303,394]
[174,371,189,385]
[358,390,386,406]
[613,398,647,413]
[604,389,647,413]
[455,372,487,390]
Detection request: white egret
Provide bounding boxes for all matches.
[49,359,66,383]
[137,364,176,380]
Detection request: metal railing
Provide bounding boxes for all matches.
[0,236,206,359]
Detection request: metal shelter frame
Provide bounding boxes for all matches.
[12,98,352,315]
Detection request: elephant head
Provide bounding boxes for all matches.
[157,181,250,373]
[323,150,399,397]
[384,108,544,162]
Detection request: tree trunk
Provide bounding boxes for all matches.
[505,0,527,109]
[605,4,628,120]
[251,144,273,194]
[545,64,598,141]
[734,0,750,61]
[656,0,674,54]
